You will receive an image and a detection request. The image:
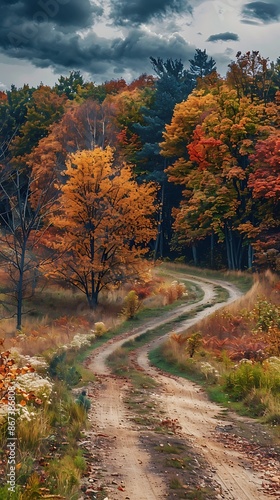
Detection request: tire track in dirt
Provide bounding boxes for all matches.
[86,274,278,499]
[137,353,268,500]
[88,375,165,499]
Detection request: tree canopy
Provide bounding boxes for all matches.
[0,49,279,325]
[48,147,158,308]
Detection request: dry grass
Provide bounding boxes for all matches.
[179,271,280,345]
[0,307,119,358]
[0,271,165,357]
[17,412,50,457]
[0,278,127,356]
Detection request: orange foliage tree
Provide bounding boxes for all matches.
[248,128,280,270]
[49,147,158,308]
[10,85,67,162]
[161,84,279,269]
[26,97,120,200]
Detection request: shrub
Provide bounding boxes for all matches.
[94,321,107,337]
[186,332,202,358]
[122,290,140,319]
[224,362,266,400]
[158,281,187,305]
[76,390,91,412]
[251,299,280,332]
[243,388,267,416]
[48,352,81,386]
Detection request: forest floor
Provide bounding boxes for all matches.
[81,275,280,500]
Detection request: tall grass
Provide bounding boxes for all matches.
[17,412,50,456]
[179,270,279,345]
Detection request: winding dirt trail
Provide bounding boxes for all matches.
[85,274,279,500]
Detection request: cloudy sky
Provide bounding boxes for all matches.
[0,0,279,90]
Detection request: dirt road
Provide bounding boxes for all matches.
[85,275,279,500]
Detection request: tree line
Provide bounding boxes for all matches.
[0,49,279,328]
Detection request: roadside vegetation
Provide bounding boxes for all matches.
[0,262,279,497]
[150,269,280,433]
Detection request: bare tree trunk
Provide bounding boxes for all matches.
[210,231,214,268]
[153,184,164,262]
[192,245,198,266]
[248,243,254,269]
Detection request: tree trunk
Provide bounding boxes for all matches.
[248,243,254,269]
[236,236,243,270]
[153,184,164,262]
[87,291,98,310]
[228,227,236,270]
[16,242,27,331]
[192,245,198,266]
[225,226,233,270]
[210,231,214,268]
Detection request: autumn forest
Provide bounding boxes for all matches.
[0,49,280,329]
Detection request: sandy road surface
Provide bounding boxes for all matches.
[86,275,278,499]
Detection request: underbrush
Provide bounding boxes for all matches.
[0,338,95,499]
[0,379,89,499]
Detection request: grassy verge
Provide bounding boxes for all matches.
[0,342,98,499]
[149,344,280,437]
[0,378,89,499]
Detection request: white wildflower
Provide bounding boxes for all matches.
[15,373,53,400]
[70,333,91,349]
[239,359,253,365]
[23,355,48,370]
[200,361,220,380]
[19,406,38,421]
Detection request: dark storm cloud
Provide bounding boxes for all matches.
[0,0,205,84]
[206,32,239,42]
[0,0,103,31]
[109,0,191,26]
[111,29,193,70]
[241,1,280,24]
[0,3,196,82]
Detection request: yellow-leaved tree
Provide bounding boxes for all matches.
[50,146,158,308]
